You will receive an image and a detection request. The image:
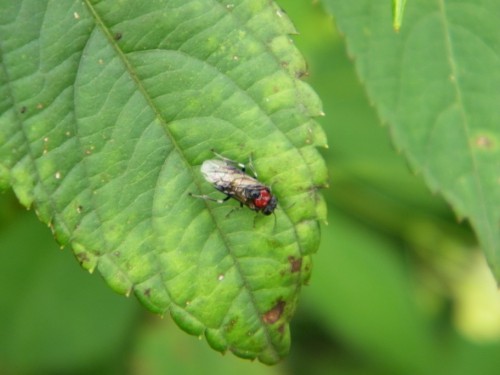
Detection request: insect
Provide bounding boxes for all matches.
[189,151,278,216]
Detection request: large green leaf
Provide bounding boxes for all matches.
[324,0,500,279]
[0,0,327,364]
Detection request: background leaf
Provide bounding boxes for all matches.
[0,206,140,373]
[0,0,327,363]
[323,0,500,279]
[306,208,445,374]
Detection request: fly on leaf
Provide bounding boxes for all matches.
[190,151,277,216]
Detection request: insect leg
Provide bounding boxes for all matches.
[189,192,231,204]
[225,205,242,218]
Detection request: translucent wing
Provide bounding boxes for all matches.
[201,159,249,188]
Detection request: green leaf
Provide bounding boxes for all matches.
[324,0,500,279]
[0,0,327,364]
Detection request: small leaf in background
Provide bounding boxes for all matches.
[0,0,327,363]
[393,0,408,31]
[324,0,500,281]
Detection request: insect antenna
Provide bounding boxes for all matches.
[250,208,278,231]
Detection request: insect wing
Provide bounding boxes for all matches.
[200,159,245,189]
[200,159,266,205]
[230,176,264,200]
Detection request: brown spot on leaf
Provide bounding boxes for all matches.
[475,135,495,150]
[76,251,89,264]
[303,259,311,272]
[114,32,122,41]
[144,288,151,297]
[288,256,302,273]
[296,70,309,79]
[20,106,27,114]
[225,317,238,333]
[262,300,285,324]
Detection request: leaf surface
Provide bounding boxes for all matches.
[0,0,327,363]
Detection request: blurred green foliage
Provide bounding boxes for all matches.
[2,1,500,374]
